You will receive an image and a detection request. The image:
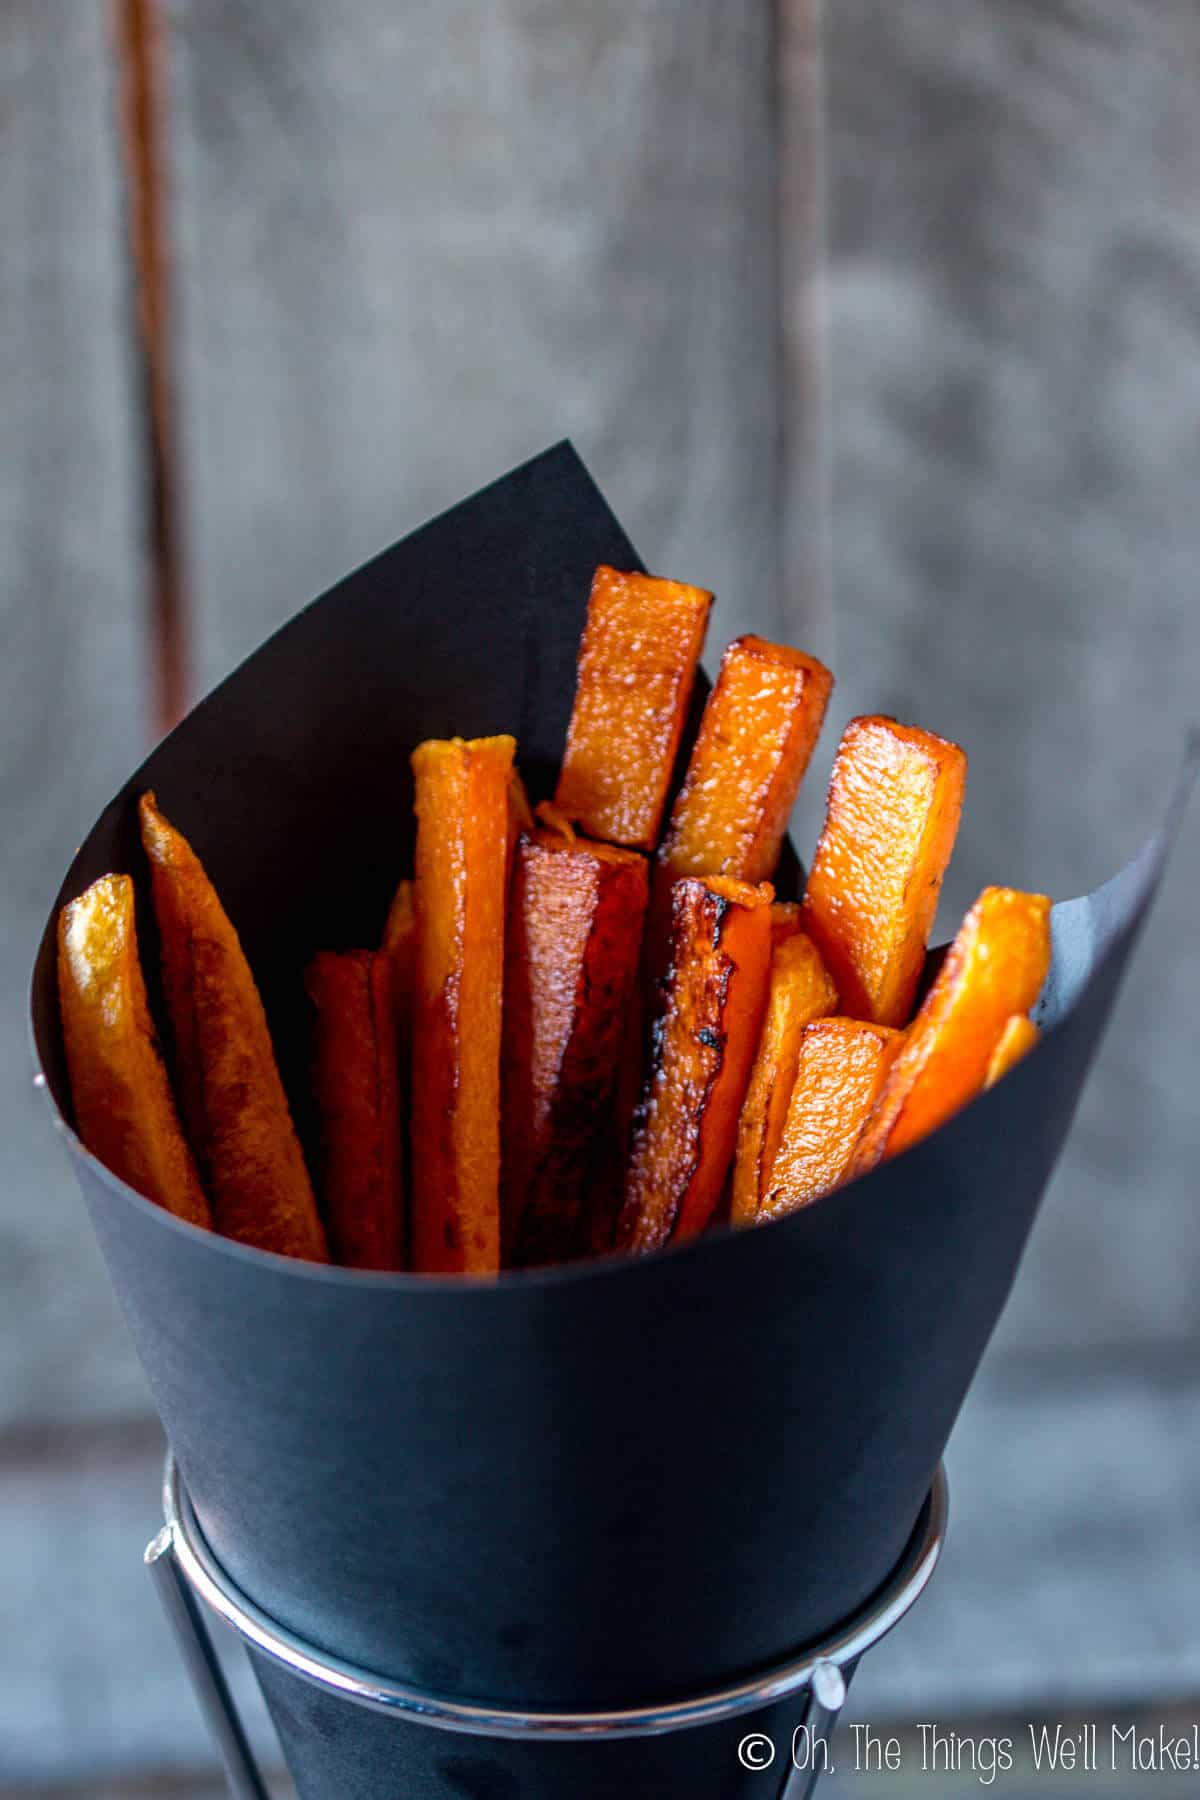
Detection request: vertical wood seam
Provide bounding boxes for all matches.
[775,0,834,661]
[110,0,190,734]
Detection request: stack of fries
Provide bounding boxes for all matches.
[58,565,1051,1276]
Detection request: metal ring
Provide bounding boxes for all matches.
[160,1454,947,1741]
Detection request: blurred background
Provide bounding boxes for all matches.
[2,1,1198,1794]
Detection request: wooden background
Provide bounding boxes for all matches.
[2,1,1198,1790]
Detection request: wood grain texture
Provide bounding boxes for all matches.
[111,0,191,732]
[811,0,1200,1355]
[0,4,152,1427]
[164,0,782,692]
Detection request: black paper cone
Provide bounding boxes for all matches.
[31,446,1194,1737]
[249,1650,812,1800]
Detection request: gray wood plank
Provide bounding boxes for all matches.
[817,0,1200,1356]
[0,1430,279,1789]
[851,1352,1200,1721]
[165,0,782,689]
[0,4,153,1426]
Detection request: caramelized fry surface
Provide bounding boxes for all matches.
[308,950,405,1270]
[138,793,327,1260]
[554,566,712,850]
[659,634,832,885]
[762,1019,902,1218]
[850,886,1051,1171]
[802,716,966,1027]
[410,735,514,1274]
[58,874,210,1228]
[618,876,772,1253]
[502,830,648,1265]
[732,932,839,1225]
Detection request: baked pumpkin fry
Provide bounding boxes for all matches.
[761,1019,902,1219]
[802,716,967,1027]
[307,950,405,1270]
[849,886,1052,1173]
[771,901,804,947]
[502,828,648,1265]
[731,932,839,1226]
[554,565,712,850]
[57,874,210,1229]
[410,734,514,1274]
[618,876,773,1253]
[381,877,416,1044]
[986,1013,1039,1088]
[138,792,327,1261]
[507,771,534,883]
[659,635,833,885]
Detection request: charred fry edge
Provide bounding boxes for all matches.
[503,830,648,1266]
[618,876,772,1253]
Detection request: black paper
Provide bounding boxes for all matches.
[249,1649,833,1800]
[30,446,1193,1758]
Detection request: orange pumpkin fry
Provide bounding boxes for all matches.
[761,1019,902,1219]
[509,770,534,837]
[307,950,405,1271]
[658,634,833,885]
[507,770,534,886]
[533,798,576,842]
[381,876,416,1041]
[57,874,210,1229]
[617,876,773,1253]
[409,734,514,1275]
[986,1013,1039,1089]
[801,716,967,1028]
[138,793,327,1261]
[502,830,648,1266]
[731,932,839,1226]
[554,565,713,850]
[850,886,1052,1173]
[771,901,804,947]
[383,876,415,955]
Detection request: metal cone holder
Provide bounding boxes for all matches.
[147,1453,948,1799]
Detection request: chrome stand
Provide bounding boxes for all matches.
[148,1456,947,1800]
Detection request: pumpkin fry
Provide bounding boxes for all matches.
[643,635,832,985]
[802,716,967,1027]
[533,798,576,842]
[986,1013,1039,1089]
[381,877,416,1048]
[307,950,405,1270]
[731,933,839,1225]
[502,829,648,1266]
[507,770,534,885]
[761,1019,902,1219]
[849,886,1052,1173]
[409,734,514,1274]
[659,634,832,884]
[554,565,712,850]
[771,901,804,947]
[57,874,210,1229]
[618,876,773,1253]
[138,792,327,1261]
